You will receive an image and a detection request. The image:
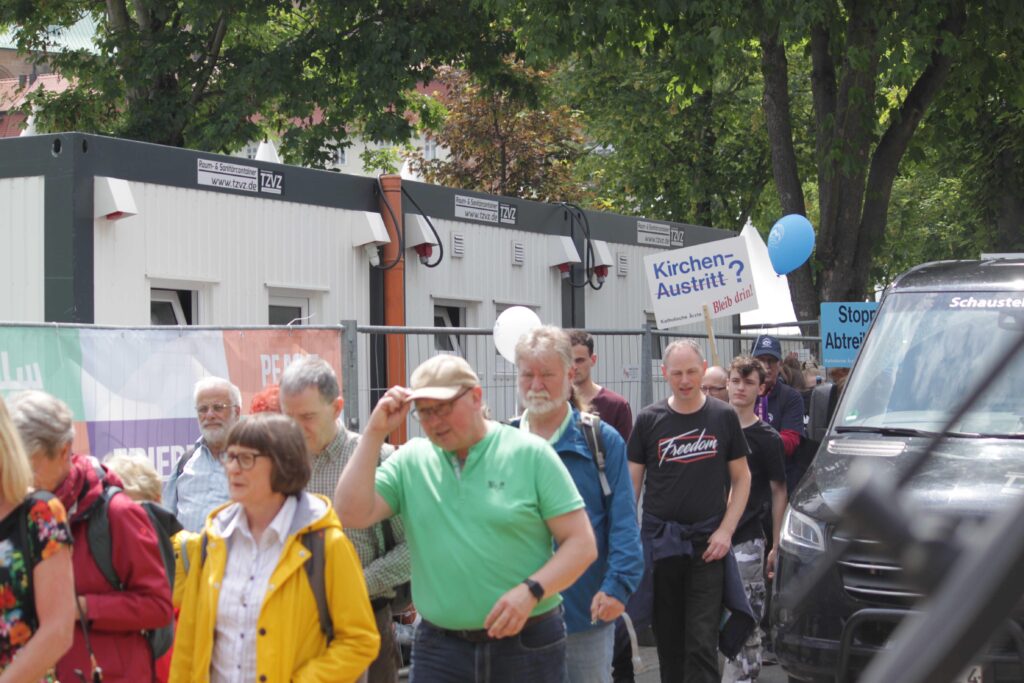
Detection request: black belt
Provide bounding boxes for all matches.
[423,607,562,643]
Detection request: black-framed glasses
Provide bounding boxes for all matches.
[218,449,264,470]
[411,388,471,422]
[701,384,727,393]
[196,402,233,416]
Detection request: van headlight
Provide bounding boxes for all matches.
[780,507,826,553]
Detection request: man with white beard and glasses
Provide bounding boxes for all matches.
[512,327,643,683]
[163,377,240,532]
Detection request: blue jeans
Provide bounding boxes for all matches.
[410,609,566,683]
[564,621,614,683]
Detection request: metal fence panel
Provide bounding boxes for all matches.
[351,325,822,437]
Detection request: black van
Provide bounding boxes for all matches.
[771,258,1024,682]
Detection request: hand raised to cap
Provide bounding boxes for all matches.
[367,385,414,436]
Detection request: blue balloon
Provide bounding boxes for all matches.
[767,214,815,275]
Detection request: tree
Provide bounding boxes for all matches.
[557,48,772,231]
[487,0,1024,316]
[1,1,514,165]
[409,62,589,202]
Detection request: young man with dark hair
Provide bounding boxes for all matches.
[722,356,788,683]
[568,330,634,441]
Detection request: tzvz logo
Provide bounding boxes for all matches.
[259,170,284,194]
[670,228,685,245]
[499,203,517,224]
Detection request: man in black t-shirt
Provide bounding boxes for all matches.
[627,340,750,683]
[721,357,787,683]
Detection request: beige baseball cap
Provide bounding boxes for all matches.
[406,354,480,401]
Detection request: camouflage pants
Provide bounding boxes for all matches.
[721,538,766,683]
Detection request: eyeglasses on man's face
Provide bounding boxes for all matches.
[701,384,727,393]
[196,402,233,416]
[218,448,265,470]
[412,388,471,422]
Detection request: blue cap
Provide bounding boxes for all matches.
[751,335,783,360]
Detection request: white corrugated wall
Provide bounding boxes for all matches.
[401,217,565,422]
[92,179,372,327]
[0,176,45,322]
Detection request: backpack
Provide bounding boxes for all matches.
[173,443,201,479]
[85,465,182,660]
[509,411,612,502]
[374,447,412,614]
[578,412,612,501]
[380,517,412,613]
[182,526,335,644]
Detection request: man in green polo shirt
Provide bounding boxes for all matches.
[335,354,597,682]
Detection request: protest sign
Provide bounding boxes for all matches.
[820,302,878,366]
[643,236,758,328]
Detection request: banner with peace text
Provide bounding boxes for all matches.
[0,326,341,479]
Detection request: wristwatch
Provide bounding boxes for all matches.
[522,578,544,602]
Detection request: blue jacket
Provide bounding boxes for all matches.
[513,407,644,633]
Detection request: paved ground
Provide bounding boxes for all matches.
[634,645,790,683]
[398,643,793,681]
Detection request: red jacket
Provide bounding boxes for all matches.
[55,455,174,683]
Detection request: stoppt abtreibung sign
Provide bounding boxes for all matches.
[820,302,878,366]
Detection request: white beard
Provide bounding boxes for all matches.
[200,423,229,446]
[522,391,562,416]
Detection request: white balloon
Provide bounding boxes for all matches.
[493,307,543,363]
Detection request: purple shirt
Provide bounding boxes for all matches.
[590,386,634,441]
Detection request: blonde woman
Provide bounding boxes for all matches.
[0,396,74,682]
[103,454,164,504]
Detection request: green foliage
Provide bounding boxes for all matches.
[360,145,409,175]
[409,62,589,202]
[1,0,515,163]
[872,160,979,287]
[559,47,772,231]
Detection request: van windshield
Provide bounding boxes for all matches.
[835,291,1024,437]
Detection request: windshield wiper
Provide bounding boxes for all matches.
[958,432,1024,439]
[834,426,940,437]
[835,426,1024,439]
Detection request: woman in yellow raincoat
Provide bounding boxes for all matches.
[170,412,379,682]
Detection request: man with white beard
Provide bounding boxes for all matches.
[163,377,241,532]
[512,326,643,683]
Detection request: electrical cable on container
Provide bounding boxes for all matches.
[373,175,405,270]
[401,186,444,267]
[560,202,604,290]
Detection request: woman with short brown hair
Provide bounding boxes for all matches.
[171,413,379,682]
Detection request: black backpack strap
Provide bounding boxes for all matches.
[200,532,209,566]
[579,412,612,498]
[175,442,201,478]
[181,531,208,576]
[302,529,334,645]
[86,464,125,591]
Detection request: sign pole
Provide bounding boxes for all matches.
[702,305,721,367]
